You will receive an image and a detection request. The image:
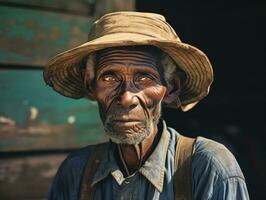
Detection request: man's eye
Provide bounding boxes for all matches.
[101,74,117,82]
[136,74,154,82]
[139,76,152,81]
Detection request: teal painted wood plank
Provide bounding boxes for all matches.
[0,0,95,14]
[0,5,93,66]
[0,69,106,152]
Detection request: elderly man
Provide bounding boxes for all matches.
[44,12,249,199]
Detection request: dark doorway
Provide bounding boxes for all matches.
[137,1,266,199]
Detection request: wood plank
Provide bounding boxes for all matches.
[0,5,93,66]
[0,126,107,152]
[0,0,94,16]
[94,0,135,18]
[0,70,107,152]
[0,154,67,200]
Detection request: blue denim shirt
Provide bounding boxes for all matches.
[49,121,249,200]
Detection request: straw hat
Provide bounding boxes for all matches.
[43,11,213,111]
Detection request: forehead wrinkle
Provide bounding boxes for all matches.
[98,53,158,65]
[98,55,158,65]
[97,48,158,63]
[96,63,161,77]
[95,47,165,79]
[97,54,159,73]
[97,59,158,70]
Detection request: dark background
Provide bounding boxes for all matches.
[137,0,266,199]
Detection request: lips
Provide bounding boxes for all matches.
[113,118,140,122]
[113,118,141,123]
[111,117,142,128]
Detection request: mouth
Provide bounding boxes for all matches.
[111,118,142,127]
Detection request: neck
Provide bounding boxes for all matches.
[118,124,158,175]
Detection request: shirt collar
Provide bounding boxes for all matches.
[91,142,120,186]
[91,120,170,192]
[139,120,170,192]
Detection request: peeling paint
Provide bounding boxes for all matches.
[29,106,38,121]
[67,115,76,124]
[0,116,16,126]
[0,67,105,153]
[0,6,93,66]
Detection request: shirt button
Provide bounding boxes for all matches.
[117,175,122,182]
[116,171,123,183]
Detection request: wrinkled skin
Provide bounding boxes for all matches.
[87,46,178,173]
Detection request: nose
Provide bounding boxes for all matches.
[118,82,139,109]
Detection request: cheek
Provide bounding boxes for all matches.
[94,87,116,115]
[141,86,166,122]
[143,86,167,105]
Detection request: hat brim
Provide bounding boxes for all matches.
[44,32,213,111]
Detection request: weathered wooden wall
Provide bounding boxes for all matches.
[0,0,135,199]
[0,4,92,66]
[0,154,67,200]
[0,70,105,152]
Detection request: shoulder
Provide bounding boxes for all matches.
[191,137,249,199]
[193,136,244,180]
[49,142,109,200]
[59,142,109,174]
[166,126,244,180]
[62,145,95,169]
[52,144,100,185]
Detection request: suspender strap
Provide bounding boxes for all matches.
[174,135,196,200]
[79,143,106,200]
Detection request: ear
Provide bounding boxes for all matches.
[82,54,97,101]
[163,72,182,108]
[81,67,97,101]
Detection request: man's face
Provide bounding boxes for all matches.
[91,47,167,145]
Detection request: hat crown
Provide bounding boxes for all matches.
[88,11,180,41]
